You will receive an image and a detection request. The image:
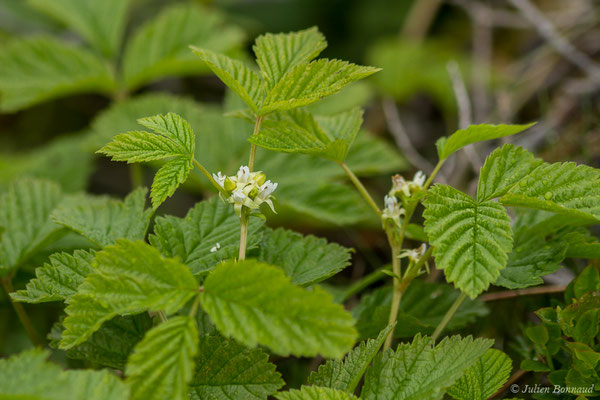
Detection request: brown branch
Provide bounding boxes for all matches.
[480,285,566,302]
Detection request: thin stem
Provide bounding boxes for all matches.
[342,266,391,301]
[238,208,249,260]
[248,116,264,171]
[431,292,467,342]
[340,163,381,216]
[383,244,402,350]
[189,293,202,318]
[158,311,168,322]
[1,277,43,346]
[480,285,566,301]
[130,164,143,189]
[192,159,227,196]
[423,159,445,190]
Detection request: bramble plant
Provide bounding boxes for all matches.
[0,4,600,400]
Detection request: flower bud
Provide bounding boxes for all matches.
[254,172,267,186]
[224,177,236,192]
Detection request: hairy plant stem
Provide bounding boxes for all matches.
[192,159,227,196]
[340,162,381,216]
[130,164,144,189]
[1,277,43,346]
[248,116,264,171]
[238,208,249,260]
[431,292,467,342]
[423,159,445,190]
[383,243,403,350]
[342,266,391,301]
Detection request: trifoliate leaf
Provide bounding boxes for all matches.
[0,348,129,400]
[253,27,327,90]
[11,249,95,303]
[477,144,543,202]
[308,324,394,393]
[200,259,357,358]
[353,281,488,340]
[123,4,243,89]
[261,59,380,114]
[97,112,196,209]
[150,197,263,276]
[51,188,151,247]
[250,108,363,163]
[447,349,512,400]
[0,178,64,276]
[189,335,284,399]
[276,387,358,400]
[126,316,198,400]
[192,47,263,114]
[424,185,513,298]
[500,162,600,221]
[60,240,198,349]
[48,314,152,369]
[0,37,116,112]
[255,227,352,286]
[495,215,567,289]
[361,335,493,400]
[436,123,535,161]
[27,0,131,57]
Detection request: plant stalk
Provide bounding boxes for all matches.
[1,277,43,347]
[340,163,382,216]
[423,159,445,190]
[130,164,143,189]
[383,244,403,350]
[238,208,249,260]
[248,116,264,171]
[431,292,467,342]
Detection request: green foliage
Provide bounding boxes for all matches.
[255,227,352,286]
[97,112,195,209]
[360,335,493,400]
[276,386,358,400]
[190,335,284,399]
[27,0,131,57]
[200,259,357,358]
[60,240,198,349]
[0,37,115,112]
[11,249,95,303]
[0,348,129,399]
[126,316,199,400]
[353,281,488,339]
[0,178,64,276]
[150,197,263,275]
[424,184,513,298]
[308,324,394,393]
[447,349,512,400]
[123,4,243,90]
[51,188,151,247]
[436,124,534,161]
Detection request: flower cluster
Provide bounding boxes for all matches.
[213,166,277,216]
[382,171,426,228]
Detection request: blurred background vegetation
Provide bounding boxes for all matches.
[0,0,598,396]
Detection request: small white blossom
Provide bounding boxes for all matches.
[212,171,226,188]
[213,166,278,216]
[257,180,277,201]
[412,171,426,187]
[399,243,427,263]
[210,243,221,253]
[382,194,405,227]
[391,175,411,197]
[231,188,247,203]
[236,166,251,184]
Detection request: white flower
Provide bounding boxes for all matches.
[236,165,251,184]
[391,174,411,197]
[231,188,247,203]
[210,243,221,253]
[412,171,426,188]
[382,195,405,227]
[257,180,277,201]
[399,243,427,262]
[212,171,226,188]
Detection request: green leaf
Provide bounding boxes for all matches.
[250,108,363,163]
[150,197,263,276]
[423,185,513,298]
[353,281,488,340]
[495,214,567,289]
[361,335,493,400]
[253,27,327,90]
[476,144,543,202]
[526,324,549,345]
[190,335,284,399]
[308,324,394,393]
[0,37,116,112]
[97,112,196,209]
[191,47,263,114]
[200,259,357,358]
[255,227,352,286]
[60,240,198,349]
[573,265,600,298]
[0,348,129,399]
[0,178,64,276]
[51,188,151,247]
[126,315,198,400]
[436,123,535,161]
[27,0,131,57]
[520,359,551,372]
[11,249,95,303]
[261,59,380,114]
[276,387,358,400]
[500,162,600,222]
[48,314,152,370]
[447,349,512,400]
[123,4,243,90]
